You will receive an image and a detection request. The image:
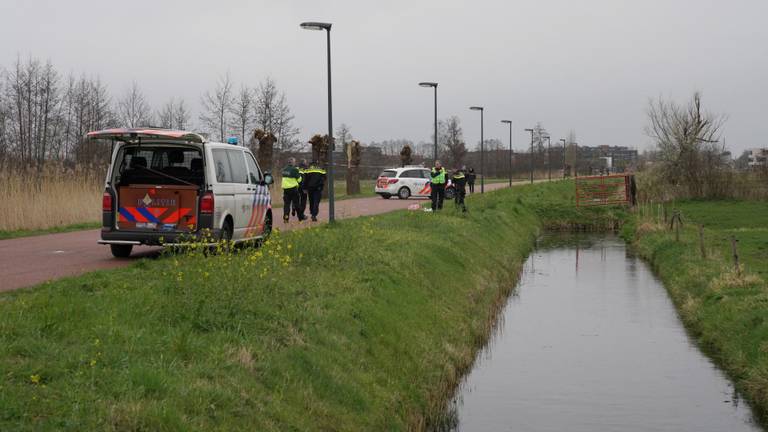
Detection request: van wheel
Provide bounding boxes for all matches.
[262,212,272,240]
[110,244,133,258]
[221,219,233,242]
[398,187,411,199]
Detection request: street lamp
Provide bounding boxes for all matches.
[469,106,484,193]
[525,128,534,184]
[559,138,566,178]
[501,120,513,187]
[300,21,335,222]
[419,82,438,162]
[573,141,579,177]
[544,135,551,181]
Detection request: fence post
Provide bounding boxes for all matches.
[698,224,706,258]
[730,235,740,276]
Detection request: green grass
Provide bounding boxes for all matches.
[626,199,768,422]
[0,182,591,431]
[0,222,101,240]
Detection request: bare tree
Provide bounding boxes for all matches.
[117,82,152,128]
[199,74,233,142]
[174,99,190,130]
[438,116,467,168]
[336,123,352,166]
[646,92,728,197]
[157,97,177,129]
[230,85,254,145]
[254,77,300,153]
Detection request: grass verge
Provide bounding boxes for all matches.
[0,222,102,241]
[1,182,597,430]
[624,199,768,423]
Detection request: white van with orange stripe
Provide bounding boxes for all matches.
[90,128,273,258]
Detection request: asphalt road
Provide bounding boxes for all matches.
[0,182,513,292]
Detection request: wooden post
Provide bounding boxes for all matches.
[675,218,680,242]
[698,224,706,258]
[730,235,740,276]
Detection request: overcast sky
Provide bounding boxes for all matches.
[1,0,766,154]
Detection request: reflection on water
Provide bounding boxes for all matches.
[447,234,762,432]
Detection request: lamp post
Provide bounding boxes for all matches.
[525,128,534,184]
[545,135,551,181]
[469,106,484,193]
[419,82,438,163]
[501,120,513,187]
[300,21,335,222]
[573,141,579,177]
[559,138,566,178]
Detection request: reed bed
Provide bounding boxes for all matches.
[0,166,103,232]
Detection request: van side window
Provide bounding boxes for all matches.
[227,150,248,184]
[212,149,233,183]
[245,153,263,184]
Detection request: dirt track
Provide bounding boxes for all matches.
[0,183,512,292]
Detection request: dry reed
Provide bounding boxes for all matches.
[0,166,103,232]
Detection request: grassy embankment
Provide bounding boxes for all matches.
[624,199,768,421]
[1,180,622,431]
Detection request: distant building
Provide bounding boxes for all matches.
[578,145,638,173]
[747,148,768,168]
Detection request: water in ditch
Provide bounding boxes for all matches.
[446,234,762,432]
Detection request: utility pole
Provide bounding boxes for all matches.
[525,128,534,184]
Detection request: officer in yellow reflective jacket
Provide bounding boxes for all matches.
[430,160,447,211]
[302,161,327,222]
[281,157,306,223]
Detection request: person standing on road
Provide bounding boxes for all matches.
[281,157,305,223]
[296,159,309,218]
[302,161,327,222]
[452,167,468,212]
[430,160,447,211]
[466,168,476,194]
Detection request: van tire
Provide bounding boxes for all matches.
[263,211,272,240]
[221,219,233,242]
[110,244,133,258]
[398,187,411,200]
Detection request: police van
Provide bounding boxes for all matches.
[91,128,273,258]
[374,166,454,200]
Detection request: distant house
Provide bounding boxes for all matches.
[747,148,768,168]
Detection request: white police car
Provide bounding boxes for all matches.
[374,166,454,200]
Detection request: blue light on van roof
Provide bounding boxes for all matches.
[227,137,238,145]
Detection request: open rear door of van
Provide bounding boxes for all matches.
[117,185,198,233]
[87,128,205,144]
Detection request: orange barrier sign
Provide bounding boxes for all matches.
[575,175,631,207]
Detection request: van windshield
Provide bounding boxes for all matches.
[114,145,204,186]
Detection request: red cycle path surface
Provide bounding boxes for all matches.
[0,183,512,292]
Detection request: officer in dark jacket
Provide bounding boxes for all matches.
[466,168,476,193]
[452,167,468,212]
[302,161,327,222]
[295,159,309,217]
[281,158,305,223]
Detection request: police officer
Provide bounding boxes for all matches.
[295,159,309,217]
[281,157,305,223]
[466,168,476,194]
[302,161,327,221]
[430,160,447,211]
[452,166,468,212]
